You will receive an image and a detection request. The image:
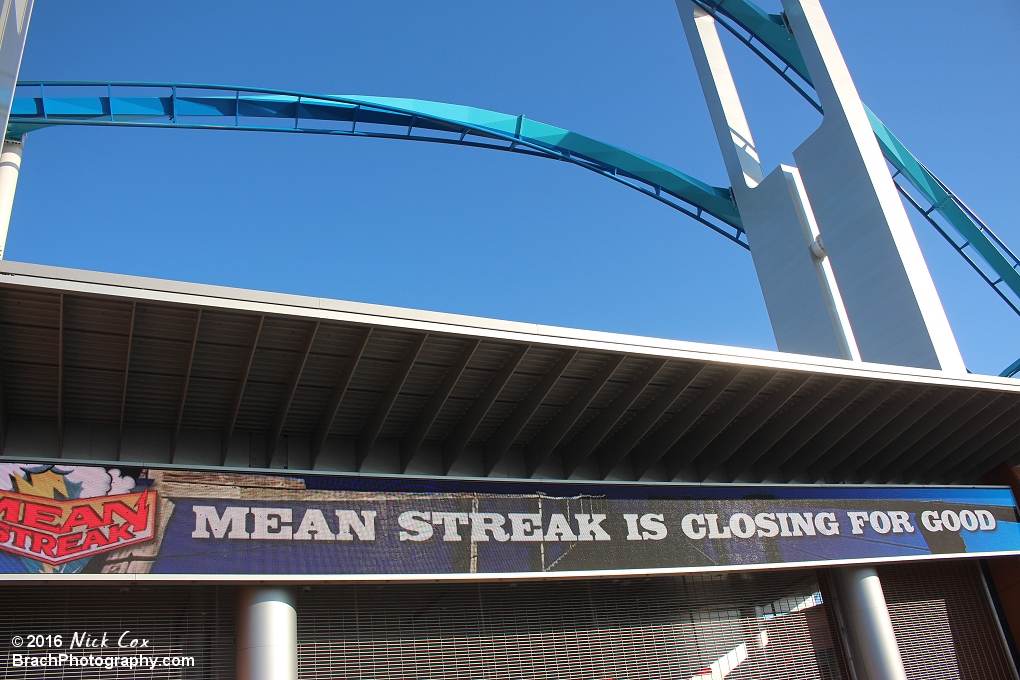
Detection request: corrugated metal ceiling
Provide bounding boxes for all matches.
[0,261,1017,484]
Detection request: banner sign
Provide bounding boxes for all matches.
[1,462,1018,577]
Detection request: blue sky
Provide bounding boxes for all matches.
[8,1,1019,376]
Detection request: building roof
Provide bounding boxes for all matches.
[0,260,1017,484]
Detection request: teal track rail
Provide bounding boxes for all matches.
[8,82,745,247]
[694,0,1020,375]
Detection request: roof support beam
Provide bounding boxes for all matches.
[267,320,319,463]
[442,344,529,474]
[116,302,136,460]
[525,354,625,477]
[724,376,841,480]
[827,388,945,482]
[921,403,1020,481]
[809,386,928,482]
[905,395,1015,481]
[854,389,974,481]
[697,372,809,480]
[629,366,739,480]
[597,363,707,479]
[356,333,427,470]
[561,358,667,478]
[955,418,1020,481]
[889,391,999,481]
[667,370,777,481]
[400,338,480,472]
[57,294,64,456]
[311,328,371,469]
[483,349,577,476]
[170,309,202,463]
[771,382,892,481]
[222,315,263,465]
[756,380,872,480]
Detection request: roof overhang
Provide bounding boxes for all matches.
[0,260,1017,484]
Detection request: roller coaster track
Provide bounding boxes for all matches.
[7,2,1019,375]
[7,82,746,248]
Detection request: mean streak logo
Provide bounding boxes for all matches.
[0,489,157,565]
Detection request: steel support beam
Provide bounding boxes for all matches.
[400,338,479,472]
[961,426,1020,482]
[629,366,739,480]
[914,398,1020,481]
[442,344,529,474]
[824,387,934,483]
[724,376,841,480]
[483,349,577,476]
[525,353,624,477]
[310,328,371,469]
[597,363,707,479]
[853,388,971,482]
[697,372,808,480]
[560,358,667,478]
[945,413,1020,482]
[116,301,136,460]
[756,380,871,480]
[973,446,1020,485]
[222,315,264,464]
[899,393,1013,482]
[267,320,319,462]
[171,309,202,462]
[356,333,426,469]
[776,382,895,481]
[668,370,776,481]
[880,391,996,482]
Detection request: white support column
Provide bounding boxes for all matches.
[782,0,966,374]
[677,3,859,361]
[236,586,298,680]
[0,137,23,260]
[838,566,907,680]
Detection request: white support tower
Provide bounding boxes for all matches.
[0,0,33,260]
[678,3,859,362]
[679,0,966,374]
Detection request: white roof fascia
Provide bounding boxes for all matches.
[2,260,1017,393]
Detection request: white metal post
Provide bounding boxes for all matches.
[0,136,22,260]
[236,586,298,680]
[838,566,907,680]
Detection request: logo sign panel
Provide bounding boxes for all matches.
[0,462,1018,577]
[0,489,156,565]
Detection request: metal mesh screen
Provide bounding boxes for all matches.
[880,560,1018,680]
[0,584,234,680]
[296,571,849,680]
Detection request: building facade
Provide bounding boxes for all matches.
[0,261,1018,679]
